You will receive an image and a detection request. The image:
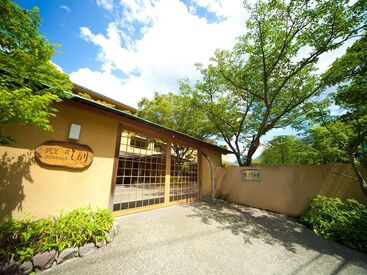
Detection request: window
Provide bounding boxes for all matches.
[154,142,165,152]
[130,136,148,149]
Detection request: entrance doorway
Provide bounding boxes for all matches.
[112,128,199,215]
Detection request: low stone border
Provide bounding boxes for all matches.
[0,221,119,274]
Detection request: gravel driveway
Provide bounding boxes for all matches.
[46,200,367,275]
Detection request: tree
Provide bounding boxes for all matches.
[187,0,366,166]
[138,89,217,166]
[0,1,72,144]
[259,133,349,165]
[309,126,349,164]
[259,135,316,165]
[311,33,367,196]
[138,89,215,141]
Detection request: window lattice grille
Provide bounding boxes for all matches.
[169,144,198,202]
[112,129,199,212]
[113,130,167,211]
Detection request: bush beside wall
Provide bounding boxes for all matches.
[0,206,114,263]
[301,195,367,252]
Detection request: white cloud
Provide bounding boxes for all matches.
[70,68,144,107]
[328,103,346,116]
[96,0,114,11]
[71,0,247,107]
[316,39,356,74]
[226,141,265,163]
[119,0,157,24]
[60,5,71,13]
[192,0,245,18]
[50,61,64,72]
[253,143,265,159]
[73,0,354,112]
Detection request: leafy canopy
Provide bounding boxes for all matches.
[138,87,215,142]
[320,33,367,153]
[187,0,366,166]
[258,132,351,165]
[309,33,367,196]
[308,126,349,164]
[259,135,317,165]
[0,0,72,144]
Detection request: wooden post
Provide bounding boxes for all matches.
[109,123,123,210]
[164,138,172,205]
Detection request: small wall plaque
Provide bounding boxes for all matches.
[241,169,261,181]
[35,141,93,169]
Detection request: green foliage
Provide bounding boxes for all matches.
[0,216,53,262]
[260,135,317,165]
[309,126,349,164]
[259,133,351,165]
[0,206,114,263]
[51,207,114,251]
[184,0,366,166]
[318,33,367,162]
[138,88,215,142]
[0,0,72,144]
[307,33,367,196]
[301,195,367,252]
[77,92,116,108]
[138,89,219,164]
[323,34,367,112]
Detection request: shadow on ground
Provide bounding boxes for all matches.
[186,200,367,272]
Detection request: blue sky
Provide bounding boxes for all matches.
[13,0,353,158]
[14,0,248,108]
[14,1,111,73]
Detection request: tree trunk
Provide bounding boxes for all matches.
[245,137,260,166]
[281,149,285,165]
[348,152,367,198]
[235,152,244,166]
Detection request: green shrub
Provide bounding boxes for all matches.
[0,206,114,263]
[301,195,367,252]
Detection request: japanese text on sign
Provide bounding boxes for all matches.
[35,141,93,169]
[241,169,261,181]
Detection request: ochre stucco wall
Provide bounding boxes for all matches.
[0,101,118,219]
[201,148,222,198]
[0,100,225,218]
[215,165,367,216]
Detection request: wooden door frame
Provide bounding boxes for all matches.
[164,138,172,205]
[109,123,123,210]
[109,122,202,216]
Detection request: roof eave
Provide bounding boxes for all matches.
[72,83,137,114]
[70,94,232,155]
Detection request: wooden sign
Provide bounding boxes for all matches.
[35,141,93,169]
[241,169,261,181]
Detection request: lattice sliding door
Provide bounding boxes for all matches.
[169,144,199,202]
[112,130,167,212]
[112,128,200,214]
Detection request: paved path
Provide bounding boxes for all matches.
[46,200,367,275]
